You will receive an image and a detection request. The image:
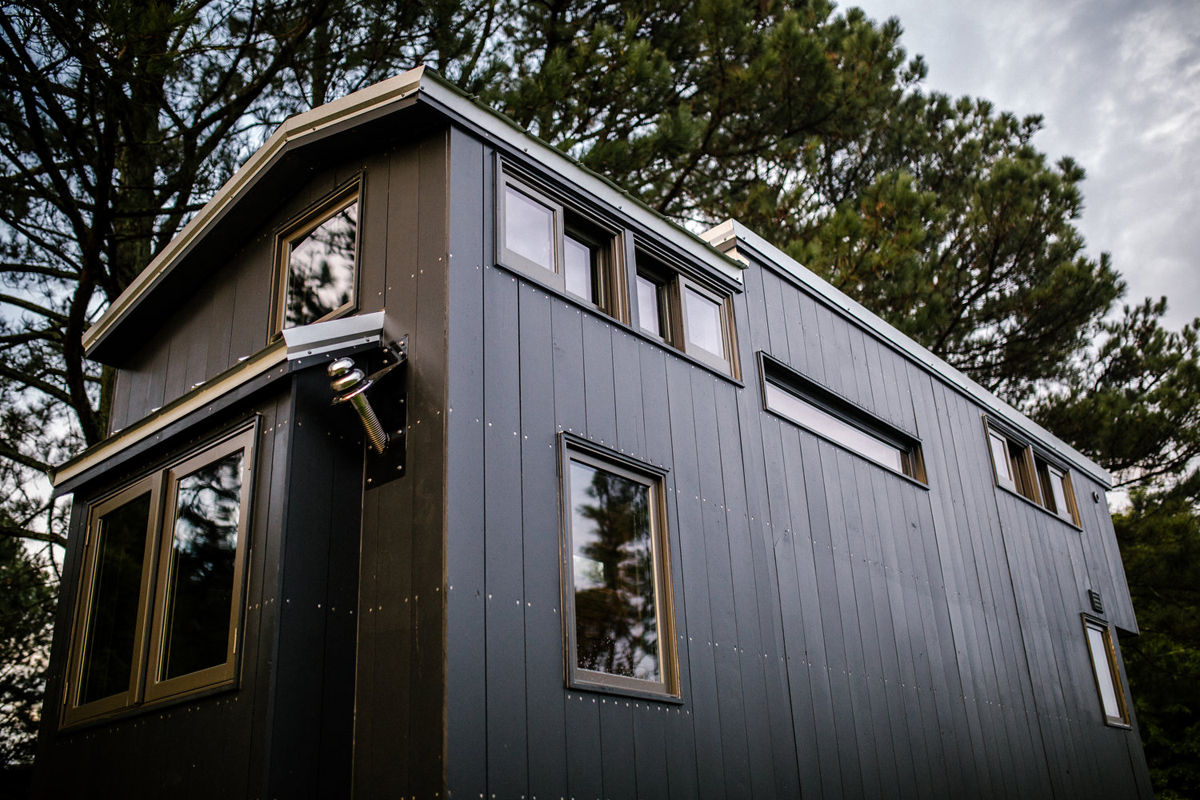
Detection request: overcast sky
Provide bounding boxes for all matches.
[849,0,1200,332]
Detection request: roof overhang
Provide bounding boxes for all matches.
[84,67,743,363]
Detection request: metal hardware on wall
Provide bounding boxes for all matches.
[326,337,408,488]
[1088,589,1104,615]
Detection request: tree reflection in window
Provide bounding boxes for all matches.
[159,450,243,680]
[284,200,358,329]
[569,461,660,683]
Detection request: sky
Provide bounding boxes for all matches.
[849,0,1200,332]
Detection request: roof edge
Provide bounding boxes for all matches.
[702,218,1113,488]
[82,67,427,356]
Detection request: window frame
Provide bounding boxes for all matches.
[984,418,1081,526]
[62,423,257,727]
[496,164,626,320]
[677,275,736,375]
[760,353,927,484]
[271,182,363,338]
[1082,615,1131,727]
[63,474,162,727]
[558,434,679,700]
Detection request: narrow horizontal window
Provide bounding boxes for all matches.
[277,188,360,333]
[64,426,255,725]
[761,355,925,482]
[561,438,678,697]
[1083,616,1129,726]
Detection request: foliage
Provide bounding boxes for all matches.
[0,0,1196,793]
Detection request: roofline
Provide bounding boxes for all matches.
[701,219,1112,488]
[83,68,428,355]
[84,67,744,357]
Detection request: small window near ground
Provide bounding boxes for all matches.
[497,167,623,319]
[761,354,926,483]
[561,437,678,698]
[64,426,255,726]
[1083,616,1129,726]
[277,189,360,333]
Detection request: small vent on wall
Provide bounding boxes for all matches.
[1088,589,1104,615]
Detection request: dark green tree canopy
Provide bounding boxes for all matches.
[1,0,1197,790]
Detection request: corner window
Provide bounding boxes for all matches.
[561,437,678,697]
[1083,616,1129,726]
[497,167,623,318]
[635,249,737,375]
[64,426,254,725]
[276,187,360,333]
[762,354,926,483]
[985,420,1079,524]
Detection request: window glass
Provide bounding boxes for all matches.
[684,286,724,358]
[504,186,555,272]
[989,432,1014,486]
[564,234,595,302]
[284,200,358,329]
[765,381,907,474]
[159,450,245,681]
[1050,466,1073,520]
[1086,622,1125,722]
[568,460,661,683]
[636,275,663,338]
[79,492,152,705]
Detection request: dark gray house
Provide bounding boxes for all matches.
[36,67,1151,798]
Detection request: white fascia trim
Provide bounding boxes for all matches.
[52,342,289,488]
[418,72,745,284]
[703,218,1112,488]
[83,68,427,353]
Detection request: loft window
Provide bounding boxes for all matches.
[64,426,254,725]
[635,249,737,375]
[276,187,360,333]
[761,354,926,483]
[985,420,1079,524]
[497,167,622,317]
[560,437,678,697]
[1083,616,1129,726]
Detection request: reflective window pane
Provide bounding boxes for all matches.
[1050,468,1072,517]
[569,461,660,683]
[80,493,151,705]
[505,186,555,272]
[637,275,662,338]
[564,235,594,302]
[285,201,358,329]
[1087,624,1123,721]
[684,287,725,358]
[765,382,904,473]
[159,451,244,680]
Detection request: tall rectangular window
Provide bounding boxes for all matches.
[64,426,255,725]
[1084,617,1129,726]
[276,186,360,333]
[561,438,677,697]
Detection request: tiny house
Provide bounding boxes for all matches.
[36,68,1152,798]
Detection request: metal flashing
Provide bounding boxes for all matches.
[702,218,1113,488]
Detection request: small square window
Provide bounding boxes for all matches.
[985,422,1040,503]
[634,249,737,376]
[1083,617,1129,726]
[276,188,360,333]
[561,437,678,697]
[497,167,623,319]
[64,426,255,725]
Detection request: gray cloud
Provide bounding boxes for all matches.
[850,0,1200,330]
